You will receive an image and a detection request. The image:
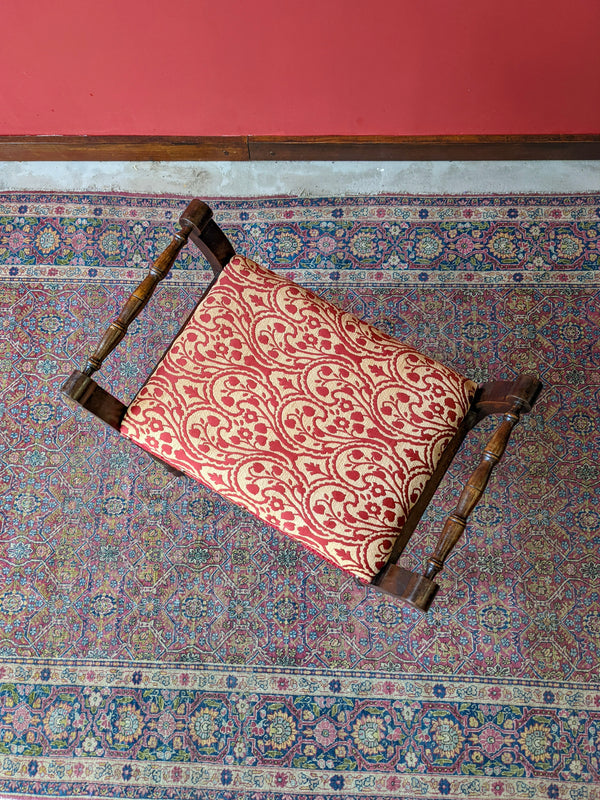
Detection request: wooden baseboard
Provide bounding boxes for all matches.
[0,136,249,161]
[1,134,599,161]
[249,135,600,161]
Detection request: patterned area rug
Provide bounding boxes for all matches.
[0,192,598,800]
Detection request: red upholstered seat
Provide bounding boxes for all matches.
[121,256,476,581]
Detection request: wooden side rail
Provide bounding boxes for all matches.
[83,200,212,381]
[423,375,541,583]
[373,375,542,612]
[61,199,236,475]
[62,199,235,416]
[61,370,182,476]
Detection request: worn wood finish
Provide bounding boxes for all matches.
[2,134,600,161]
[0,136,249,161]
[61,370,127,430]
[470,377,542,419]
[82,201,212,379]
[372,375,542,612]
[188,219,236,275]
[61,199,233,414]
[373,563,441,611]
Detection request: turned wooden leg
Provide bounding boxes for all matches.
[374,374,542,612]
[60,200,220,478]
[61,200,215,416]
[422,375,541,585]
[81,200,213,382]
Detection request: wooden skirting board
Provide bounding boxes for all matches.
[0,135,599,161]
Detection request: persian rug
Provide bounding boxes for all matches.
[0,191,598,800]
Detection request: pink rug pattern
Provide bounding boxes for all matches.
[0,192,598,799]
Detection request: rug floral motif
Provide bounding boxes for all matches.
[0,193,598,799]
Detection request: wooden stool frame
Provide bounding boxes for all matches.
[62,200,542,612]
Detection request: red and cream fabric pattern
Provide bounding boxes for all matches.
[121,256,476,581]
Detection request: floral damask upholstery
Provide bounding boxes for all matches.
[121,256,476,581]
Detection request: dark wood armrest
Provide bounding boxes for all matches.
[61,199,236,409]
[373,374,542,612]
[187,219,235,276]
[60,199,236,481]
[424,375,542,581]
[81,200,213,380]
[472,374,542,419]
[373,563,440,611]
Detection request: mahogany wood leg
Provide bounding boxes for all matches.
[423,375,541,582]
[81,201,214,381]
[60,199,228,479]
[62,369,126,431]
[373,374,542,612]
[61,370,183,476]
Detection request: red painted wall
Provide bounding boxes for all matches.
[2,0,599,136]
